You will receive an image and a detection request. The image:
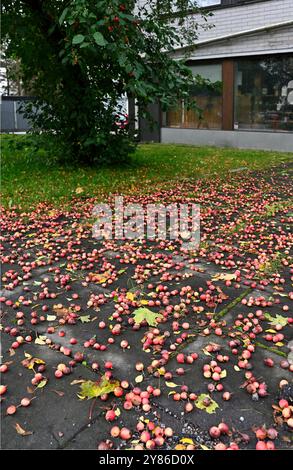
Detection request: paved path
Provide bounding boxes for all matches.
[1,163,292,450]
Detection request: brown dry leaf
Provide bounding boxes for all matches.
[89,270,112,284]
[9,348,16,356]
[14,423,33,436]
[22,355,46,370]
[212,273,236,282]
[51,390,65,397]
[26,386,35,394]
[53,305,73,317]
[70,379,85,385]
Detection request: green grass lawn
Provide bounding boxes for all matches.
[1,134,292,211]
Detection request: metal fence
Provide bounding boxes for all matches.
[0,96,32,132]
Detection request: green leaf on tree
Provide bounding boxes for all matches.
[93,32,107,46]
[72,34,85,45]
[59,8,68,25]
[195,394,219,414]
[132,307,163,326]
[77,375,119,400]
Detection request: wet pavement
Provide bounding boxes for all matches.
[1,163,292,450]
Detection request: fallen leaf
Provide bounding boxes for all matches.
[212,273,236,282]
[264,313,288,327]
[37,379,48,389]
[135,375,144,383]
[71,379,85,385]
[79,315,91,323]
[165,381,179,388]
[180,438,194,445]
[46,315,57,322]
[133,307,163,326]
[195,394,219,414]
[77,376,119,400]
[14,423,33,436]
[126,292,135,301]
[34,335,47,345]
[51,390,65,397]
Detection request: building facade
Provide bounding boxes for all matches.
[137,0,293,152]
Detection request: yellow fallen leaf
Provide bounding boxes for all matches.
[14,423,33,436]
[212,273,236,282]
[75,187,84,194]
[135,374,144,383]
[126,292,135,301]
[34,336,47,345]
[165,381,179,388]
[180,438,194,445]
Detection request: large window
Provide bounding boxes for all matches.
[165,63,222,129]
[234,57,293,132]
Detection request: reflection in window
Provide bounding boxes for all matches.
[234,57,293,132]
[165,63,222,129]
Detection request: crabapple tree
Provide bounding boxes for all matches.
[2,1,208,164]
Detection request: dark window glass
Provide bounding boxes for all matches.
[165,63,222,129]
[234,57,293,132]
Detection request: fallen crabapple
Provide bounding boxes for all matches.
[105,410,117,422]
[164,427,173,437]
[176,353,185,364]
[287,418,293,428]
[55,370,63,379]
[20,397,31,407]
[119,427,132,440]
[0,364,8,373]
[279,399,289,409]
[218,422,229,435]
[209,426,221,439]
[185,402,194,413]
[140,431,151,443]
[222,391,231,401]
[282,407,291,419]
[255,427,267,440]
[0,385,7,395]
[214,443,227,450]
[264,358,274,368]
[256,441,267,450]
[6,405,17,415]
[267,428,278,440]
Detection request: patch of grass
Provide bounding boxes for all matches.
[1,134,292,211]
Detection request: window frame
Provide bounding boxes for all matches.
[162,53,293,134]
